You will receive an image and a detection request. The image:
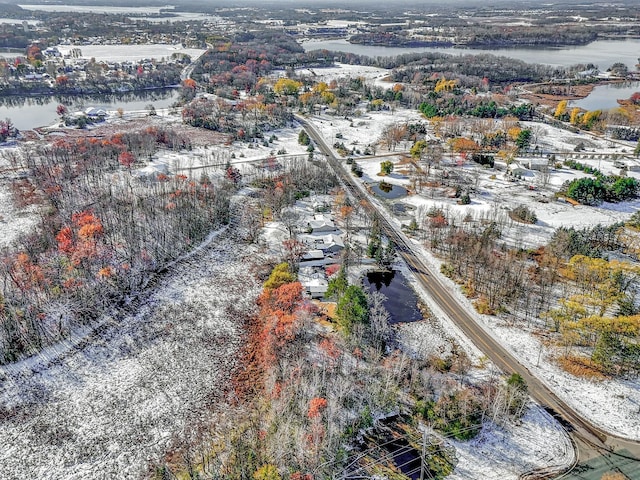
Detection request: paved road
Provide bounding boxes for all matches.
[296,114,640,475]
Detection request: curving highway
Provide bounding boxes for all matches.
[295,114,640,476]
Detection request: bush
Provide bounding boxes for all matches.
[473,297,494,315]
[565,177,607,205]
[471,154,495,167]
[336,285,368,335]
[627,210,640,229]
[420,389,483,440]
[510,204,537,224]
[458,193,471,205]
[564,176,638,205]
[440,263,456,278]
[380,160,394,175]
[264,263,295,290]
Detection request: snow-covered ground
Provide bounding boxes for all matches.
[294,63,392,86]
[307,107,423,153]
[0,183,40,249]
[0,228,263,479]
[55,44,206,63]
[448,406,575,480]
[0,147,40,249]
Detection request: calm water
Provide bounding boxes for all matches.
[302,38,640,70]
[1,89,179,131]
[371,182,408,199]
[364,270,422,324]
[572,81,640,110]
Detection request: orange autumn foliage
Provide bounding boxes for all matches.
[319,338,340,361]
[9,253,45,291]
[290,473,313,480]
[235,280,308,398]
[78,222,104,240]
[258,281,303,315]
[97,266,114,278]
[307,397,328,419]
[56,210,105,266]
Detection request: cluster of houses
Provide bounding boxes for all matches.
[1,43,188,91]
[293,199,346,299]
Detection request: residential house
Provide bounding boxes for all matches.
[307,214,336,233]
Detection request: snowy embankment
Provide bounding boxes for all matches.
[0,230,263,479]
[448,406,575,480]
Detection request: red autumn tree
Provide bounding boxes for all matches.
[182,78,197,90]
[118,151,135,168]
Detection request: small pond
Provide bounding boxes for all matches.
[364,270,422,324]
[347,415,451,480]
[370,181,407,199]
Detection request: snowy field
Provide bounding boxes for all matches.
[55,44,206,63]
[308,107,423,153]
[0,226,263,479]
[294,63,392,85]
[0,18,39,25]
[0,183,40,249]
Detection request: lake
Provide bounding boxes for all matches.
[302,38,640,71]
[0,89,179,131]
[571,81,640,110]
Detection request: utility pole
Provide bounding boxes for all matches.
[419,428,428,480]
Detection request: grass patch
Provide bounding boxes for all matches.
[558,354,607,380]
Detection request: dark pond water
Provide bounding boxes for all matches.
[0,88,180,131]
[364,270,422,324]
[371,182,407,199]
[348,416,434,480]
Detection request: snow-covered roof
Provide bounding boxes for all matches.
[84,107,107,117]
[302,249,324,260]
[307,214,335,232]
[133,161,169,178]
